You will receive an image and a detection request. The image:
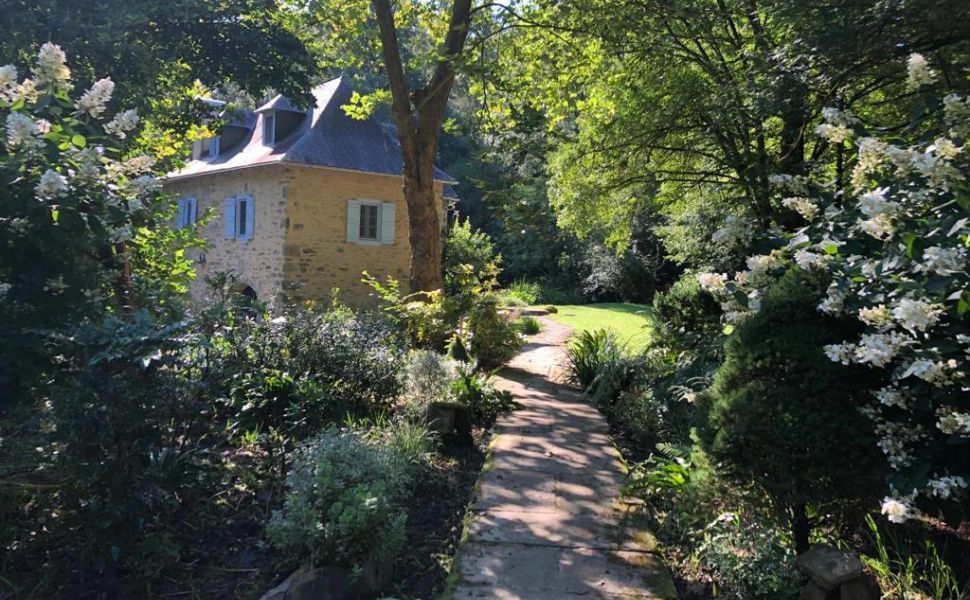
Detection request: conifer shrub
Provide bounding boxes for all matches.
[696,268,886,552]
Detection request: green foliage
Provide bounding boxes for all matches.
[862,515,969,600]
[697,269,885,543]
[696,513,802,600]
[444,218,501,297]
[463,295,524,370]
[267,428,412,570]
[222,306,406,441]
[364,273,453,350]
[512,315,542,335]
[651,273,724,360]
[566,329,625,391]
[505,280,541,305]
[449,362,515,425]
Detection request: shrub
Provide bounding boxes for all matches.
[267,429,411,570]
[651,273,723,360]
[464,295,523,370]
[512,316,542,335]
[403,349,460,406]
[223,307,406,440]
[697,268,885,552]
[450,362,515,425]
[443,218,501,297]
[506,280,541,305]
[564,328,638,404]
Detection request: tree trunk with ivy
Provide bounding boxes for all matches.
[372,0,472,296]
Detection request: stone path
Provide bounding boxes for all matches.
[452,317,677,600]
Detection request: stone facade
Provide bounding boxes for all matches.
[165,164,446,307]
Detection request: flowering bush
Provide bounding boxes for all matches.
[697,54,969,525]
[0,43,193,397]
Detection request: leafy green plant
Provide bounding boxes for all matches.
[862,515,969,600]
[505,280,541,305]
[267,429,412,570]
[449,362,515,425]
[512,315,542,335]
[697,268,885,553]
[464,295,523,370]
[566,329,622,390]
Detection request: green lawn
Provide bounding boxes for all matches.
[547,303,653,352]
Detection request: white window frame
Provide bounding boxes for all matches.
[263,113,275,146]
[347,199,395,245]
[358,201,381,242]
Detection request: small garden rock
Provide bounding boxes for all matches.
[796,545,863,590]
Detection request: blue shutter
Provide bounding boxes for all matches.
[176,199,186,230]
[347,200,360,242]
[188,197,198,225]
[224,197,236,239]
[380,202,396,244]
[242,195,255,240]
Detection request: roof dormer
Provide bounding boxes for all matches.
[255,94,306,146]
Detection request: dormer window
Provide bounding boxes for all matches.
[263,114,276,146]
[208,136,220,158]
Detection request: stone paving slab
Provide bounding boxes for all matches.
[453,318,677,600]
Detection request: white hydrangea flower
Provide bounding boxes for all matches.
[858,214,895,240]
[0,282,11,300]
[927,476,967,499]
[930,137,962,160]
[43,275,68,294]
[782,197,818,220]
[67,145,104,182]
[824,342,856,365]
[892,298,943,333]
[936,409,970,435]
[906,53,936,90]
[35,169,69,200]
[816,123,853,144]
[903,358,962,386]
[917,246,964,275]
[794,249,829,270]
[5,112,42,150]
[711,215,751,249]
[33,42,71,92]
[873,386,908,409]
[881,497,912,524]
[13,78,39,103]
[851,142,886,190]
[818,287,846,315]
[858,304,893,328]
[0,64,17,98]
[75,78,114,118]
[853,331,909,367]
[857,187,896,217]
[697,272,728,294]
[103,109,139,139]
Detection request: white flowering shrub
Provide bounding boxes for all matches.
[0,43,186,395]
[697,54,969,524]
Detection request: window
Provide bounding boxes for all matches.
[359,203,379,240]
[175,197,197,229]
[224,194,255,240]
[208,136,220,158]
[346,200,395,245]
[263,114,275,145]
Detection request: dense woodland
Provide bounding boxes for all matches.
[1,0,969,598]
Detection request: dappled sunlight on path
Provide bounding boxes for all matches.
[452,317,677,599]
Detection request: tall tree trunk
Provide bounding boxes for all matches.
[792,502,811,555]
[372,0,472,296]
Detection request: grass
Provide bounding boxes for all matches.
[548,303,653,352]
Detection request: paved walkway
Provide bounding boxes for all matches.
[452,317,677,599]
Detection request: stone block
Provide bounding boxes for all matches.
[797,544,863,589]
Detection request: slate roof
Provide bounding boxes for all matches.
[167,76,457,184]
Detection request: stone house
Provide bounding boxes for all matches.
[165,76,457,306]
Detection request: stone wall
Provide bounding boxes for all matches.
[281,165,446,305]
[165,166,288,305]
[165,164,447,307]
